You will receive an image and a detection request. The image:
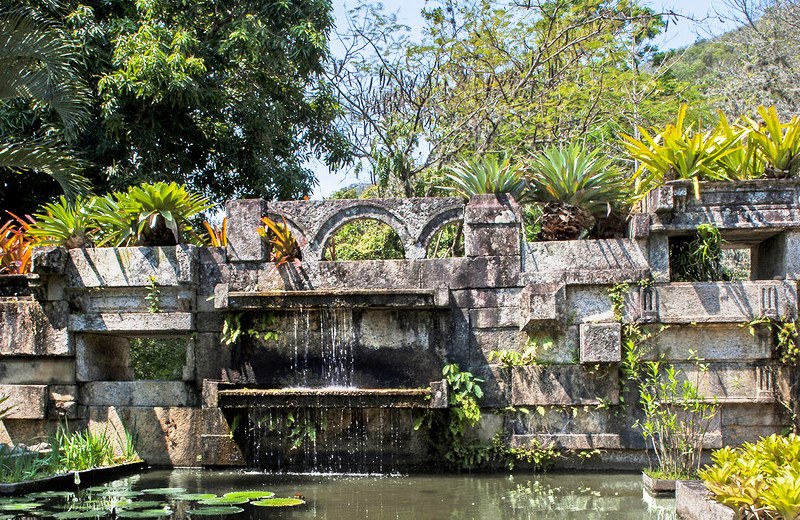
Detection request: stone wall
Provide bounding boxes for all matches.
[0,180,798,468]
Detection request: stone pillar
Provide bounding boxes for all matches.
[463,194,522,258]
[225,199,267,262]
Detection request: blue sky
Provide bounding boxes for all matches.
[312,0,730,198]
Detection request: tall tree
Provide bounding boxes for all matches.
[1,0,350,215]
[0,4,91,211]
[330,0,690,197]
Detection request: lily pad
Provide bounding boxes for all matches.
[140,489,185,496]
[116,509,172,518]
[1,502,44,511]
[27,492,75,500]
[114,501,165,510]
[53,510,109,519]
[171,494,217,502]
[197,499,248,506]
[96,491,142,498]
[186,507,244,516]
[221,491,274,501]
[251,498,306,507]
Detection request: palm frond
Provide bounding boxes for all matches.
[0,141,90,200]
[0,9,90,137]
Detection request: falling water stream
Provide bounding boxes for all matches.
[241,308,417,473]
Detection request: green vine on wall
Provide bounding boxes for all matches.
[145,275,161,314]
[221,313,281,346]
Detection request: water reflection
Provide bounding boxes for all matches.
[123,470,674,519]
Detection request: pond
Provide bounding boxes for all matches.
[0,470,674,519]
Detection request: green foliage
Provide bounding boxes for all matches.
[0,5,91,209]
[745,105,800,177]
[2,0,349,215]
[670,224,731,282]
[440,155,526,199]
[258,216,302,266]
[426,222,464,259]
[129,337,186,380]
[635,357,719,479]
[323,219,404,261]
[608,282,630,323]
[0,423,140,483]
[622,104,741,200]
[57,426,115,471]
[94,182,212,247]
[286,410,326,451]
[220,313,280,346]
[28,196,96,249]
[487,348,539,368]
[523,145,630,216]
[700,434,800,519]
[145,276,161,314]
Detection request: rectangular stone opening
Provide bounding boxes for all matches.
[668,235,753,282]
[77,333,192,382]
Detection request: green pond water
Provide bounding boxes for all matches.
[1,470,675,520]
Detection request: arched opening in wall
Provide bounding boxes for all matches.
[323,219,405,261]
[426,221,465,258]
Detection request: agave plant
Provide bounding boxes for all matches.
[440,155,526,199]
[621,104,741,199]
[714,112,763,180]
[0,213,35,273]
[28,196,96,248]
[743,105,800,178]
[522,144,629,241]
[258,215,302,266]
[94,182,212,246]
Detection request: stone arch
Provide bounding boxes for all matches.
[416,207,466,258]
[312,205,412,261]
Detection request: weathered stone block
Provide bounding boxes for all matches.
[468,307,519,329]
[649,325,772,361]
[628,214,650,239]
[0,299,70,356]
[465,226,521,257]
[579,323,621,364]
[511,365,619,406]
[69,312,194,333]
[464,194,520,224]
[670,362,786,403]
[0,385,47,419]
[48,385,79,419]
[676,480,736,520]
[201,435,245,466]
[32,246,69,275]
[226,199,267,262]
[470,328,523,356]
[76,334,132,382]
[511,433,624,450]
[81,382,198,407]
[523,239,649,285]
[194,333,228,383]
[76,287,194,314]
[566,286,616,324]
[643,185,675,214]
[451,288,520,309]
[0,359,75,384]
[67,246,197,287]
[656,281,797,323]
[88,406,204,466]
[519,283,565,330]
[429,380,448,409]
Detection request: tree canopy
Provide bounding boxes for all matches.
[1,0,350,215]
